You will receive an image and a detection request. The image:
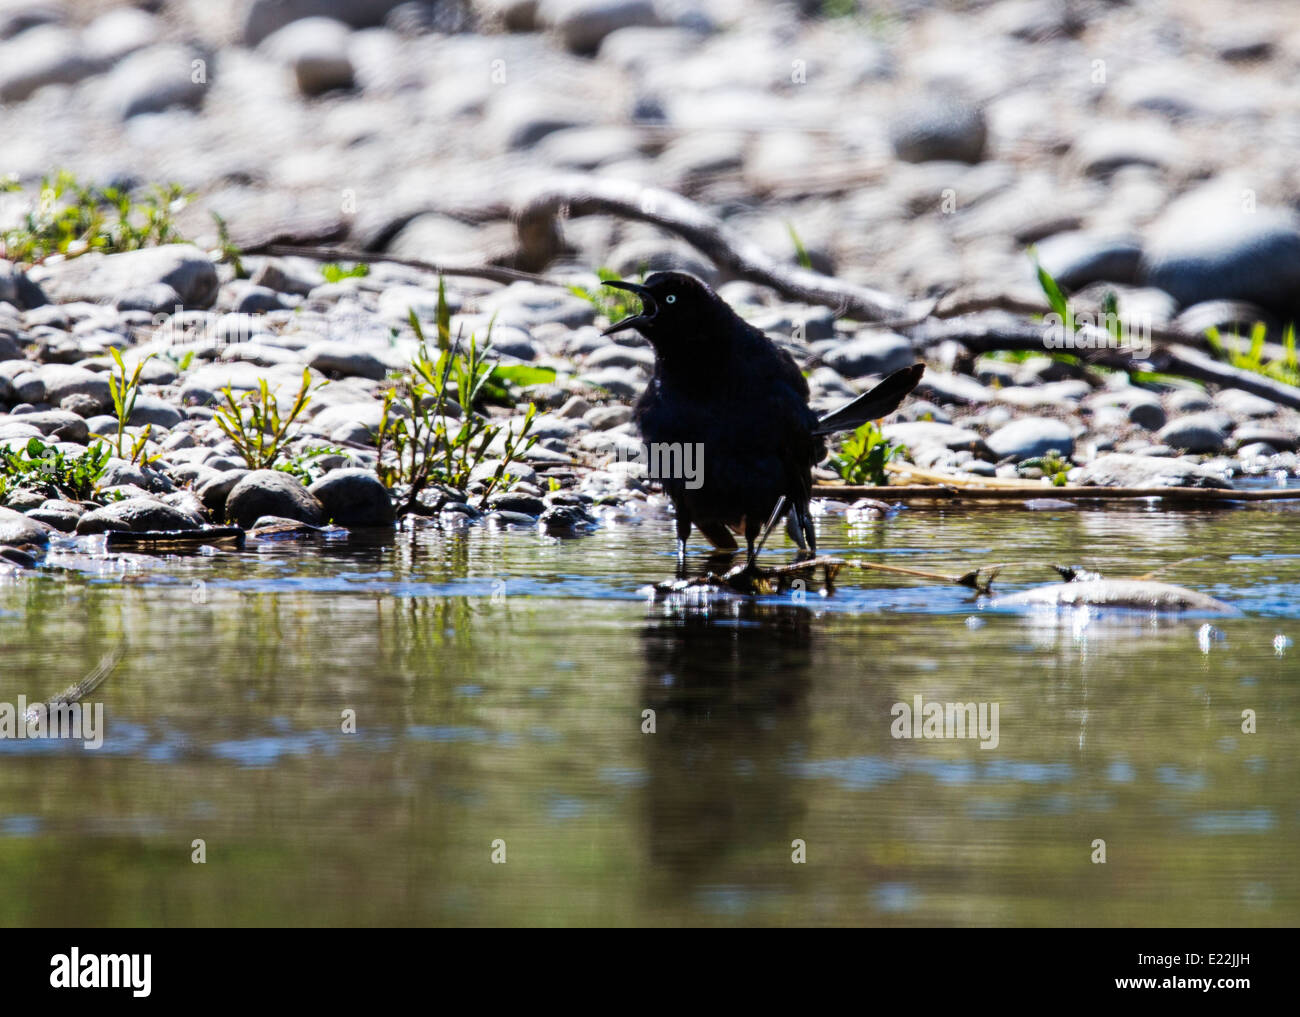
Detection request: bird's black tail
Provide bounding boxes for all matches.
[811,363,925,436]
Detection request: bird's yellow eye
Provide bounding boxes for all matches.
[665,294,676,304]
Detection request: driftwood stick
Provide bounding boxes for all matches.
[653,555,1076,597]
[905,318,1300,409]
[511,175,909,321]
[260,244,557,287]
[22,645,125,727]
[756,555,966,584]
[1152,343,1300,411]
[887,462,1053,489]
[262,206,1300,412]
[813,484,1300,503]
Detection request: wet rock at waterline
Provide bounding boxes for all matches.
[539,503,598,535]
[0,506,53,546]
[225,471,327,529]
[74,497,203,535]
[307,468,395,527]
[992,580,1238,615]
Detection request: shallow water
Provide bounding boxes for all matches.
[2,499,1299,927]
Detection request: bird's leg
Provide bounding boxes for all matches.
[674,513,691,577]
[747,496,787,571]
[786,503,817,559]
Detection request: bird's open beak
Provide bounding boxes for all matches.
[601,280,657,335]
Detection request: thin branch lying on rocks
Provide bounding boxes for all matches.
[887,462,1053,489]
[265,195,1300,411]
[510,175,910,321]
[1152,343,1300,411]
[904,318,1300,410]
[260,244,557,287]
[812,484,1300,503]
[929,290,1050,319]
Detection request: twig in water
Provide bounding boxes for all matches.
[23,645,126,728]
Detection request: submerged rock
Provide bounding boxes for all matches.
[248,517,331,539]
[104,526,246,551]
[0,545,38,568]
[538,503,597,535]
[993,579,1238,615]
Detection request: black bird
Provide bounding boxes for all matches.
[603,271,924,569]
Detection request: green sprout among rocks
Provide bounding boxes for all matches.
[275,445,347,485]
[1020,449,1072,487]
[568,267,644,324]
[831,421,904,486]
[103,348,160,467]
[1206,322,1299,387]
[1,170,190,264]
[0,437,110,503]
[377,279,537,512]
[214,370,322,471]
[320,261,369,283]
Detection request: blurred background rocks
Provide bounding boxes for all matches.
[1,0,1295,308]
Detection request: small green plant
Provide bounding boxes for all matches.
[786,222,814,270]
[1032,254,1139,350]
[0,437,110,501]
[1,170,191,264]
[568,267,644,325]
[210,210,246,278]
[103,349,156,463]
[376,281,537,510]
[275,445,347,484]
[162,348,195,373]
[321,261,369,283]
[830,421,904,486]
[1022,449,1071,486]
[1206,322,1299,387]
[214,369,322,470]
[822,0,859,18]
[1030,248,1074,333]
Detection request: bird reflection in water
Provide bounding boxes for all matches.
[638,594,815,902]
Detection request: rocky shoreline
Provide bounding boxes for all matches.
[4,0,1300,560]
[3,234,1298,563]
